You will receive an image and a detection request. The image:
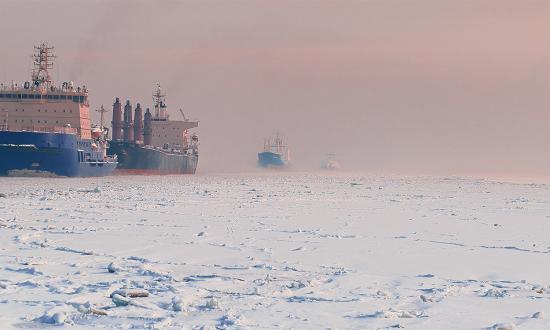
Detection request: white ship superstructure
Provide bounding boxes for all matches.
[1,43,92,139]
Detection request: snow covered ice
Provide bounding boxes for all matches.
[0,173,549,329]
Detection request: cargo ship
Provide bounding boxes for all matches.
[258,135,290,168]
[0,43,117,177]
[107,84,199,174]
[321,153,341,170]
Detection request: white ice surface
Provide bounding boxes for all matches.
[0,174,549,329]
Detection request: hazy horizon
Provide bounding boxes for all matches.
[2,0,550,176]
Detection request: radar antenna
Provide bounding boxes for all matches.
[31,42,55,89]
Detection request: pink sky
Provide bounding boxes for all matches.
[1,0,550,176]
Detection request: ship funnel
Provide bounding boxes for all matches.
[111,97,123,141]
[134,103,143,144]
[123,100,134,142]
[143,108,153,146]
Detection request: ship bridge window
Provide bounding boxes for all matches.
[80,96,85,103]
[47,95,52,100]
[72,96,79,102]
[53,95,59,100]
[60,95,67,100]
[22,94,28,99]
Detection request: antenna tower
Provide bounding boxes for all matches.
[31,42,55,88]
[152,83,166,118]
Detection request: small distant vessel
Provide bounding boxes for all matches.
[258,135,290,168]
[321,153,341,170]
[0,43,117,177]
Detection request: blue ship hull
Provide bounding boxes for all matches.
[0,131,116,177]
[258,151,287,168]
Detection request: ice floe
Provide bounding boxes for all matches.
[0,174,549,328]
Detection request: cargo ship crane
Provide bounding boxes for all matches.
[179,108,189,122]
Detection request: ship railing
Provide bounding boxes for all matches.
[20,125,77,134]
[0,84,89,94]
[141,144,196,155]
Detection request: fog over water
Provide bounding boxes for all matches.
[1,0,550,177]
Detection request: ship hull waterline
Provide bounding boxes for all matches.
[0,131,117,177]
[258,151,288,168]
[108,141,198,175]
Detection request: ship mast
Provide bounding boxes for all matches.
[152,83,167,120]
[96,105,108,129]
[31,42,55,90]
